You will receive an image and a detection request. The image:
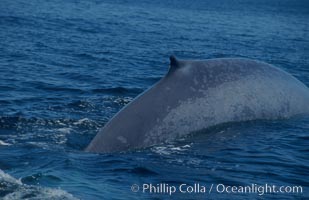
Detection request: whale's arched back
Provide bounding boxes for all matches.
[86,57,309,153]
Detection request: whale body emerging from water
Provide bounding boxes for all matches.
[86,56,309,153]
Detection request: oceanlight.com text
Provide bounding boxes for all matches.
[131,183,303,196]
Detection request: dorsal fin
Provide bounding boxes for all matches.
[169,55,179,69]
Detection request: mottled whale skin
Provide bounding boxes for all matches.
[86,56,309,153]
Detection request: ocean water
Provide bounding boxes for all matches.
[0,0,308,199]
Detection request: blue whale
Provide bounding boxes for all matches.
[86,56,309,153]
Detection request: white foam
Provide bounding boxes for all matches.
[152,144,191,155]
[0,169,79,200]
[57,128,72,134]
[73,118,90,125]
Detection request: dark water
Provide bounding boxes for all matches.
[0,0,308,199]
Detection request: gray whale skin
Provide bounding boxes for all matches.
[86,56,309,153]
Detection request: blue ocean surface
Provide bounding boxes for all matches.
[0,0,308,199]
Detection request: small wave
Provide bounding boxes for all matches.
[0,140,11,146]
[57,128,72,134]
[129,167,158,176]
[0,169,78,200]
[0,116,22,129]
[91,87,143,95]
[73,118,90,125]
[74,53,110,62]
